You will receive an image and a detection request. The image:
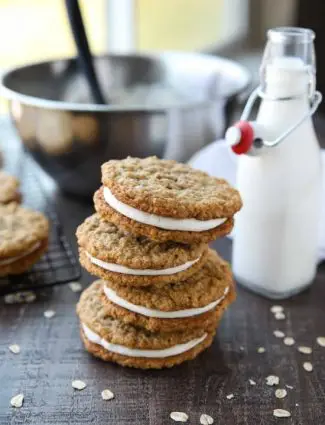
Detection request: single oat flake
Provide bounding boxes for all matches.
[226,394,234,400]
[72,380,87,390]
[170,412,189,422]
[275,388,287,399]
[249,379,256,386]
[273,330,285,338]
[298,346,312,354]
[274,312,286,320]
[266,375,279,386]
[44,310,56,319]
[303,362,313,372]
[283,337,295,346]
[273,409,291,418]
[68,281,82,293]
[286,385,294,390]
[10,394,24,408]
[316,336,325,347]
[200,413,214,425]
[101,389,114,400]
[9,344,20,354]
[257,347,266,353]
[270,305,284,314]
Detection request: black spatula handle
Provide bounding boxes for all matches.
[65,0,106,104]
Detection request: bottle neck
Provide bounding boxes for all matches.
[262,58,312,100]
[257,66,313,142]
[264,79,309,100]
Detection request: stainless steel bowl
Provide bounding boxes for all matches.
[1,52,250,197]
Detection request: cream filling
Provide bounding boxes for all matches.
[104,285,230,318]
[0,242,41,266]
[86,252,200,276]
[82,323,207,358]
[103,186,227,232]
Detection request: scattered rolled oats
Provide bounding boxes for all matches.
[226,394,234,400]
[170,412,188,422]
[72,380,87,390]
[10,394,24,408]
[298,346,312,354]
[275,389,287,399]
[68,281,82,293]
[9,344,20,354]
[101,389,114,400]
[303,362,313,372]
[316,337,325,347]
[266,375,279,386]
[274,312,286,320]
[257,347,266,353]
[273,330,285,338]
[5,291,36,304]
[283,337,295,346]
[249,379,256,386]
[200,414,214,425]
[270,305,283,314]
[44,310,56,319]
[273,409,291,418]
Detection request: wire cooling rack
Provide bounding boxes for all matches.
[0,121,81,295]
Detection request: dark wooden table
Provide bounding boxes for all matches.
[1,120,325,425]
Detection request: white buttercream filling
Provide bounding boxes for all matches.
[104,285,230,318]
[103,186,227,232]
[82,323,207,358]
[0,242,41,266]
[86,251,200,276]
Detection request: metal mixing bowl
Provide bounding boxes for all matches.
[1,52,250,197]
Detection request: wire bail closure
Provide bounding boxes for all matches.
[240,86,322,148]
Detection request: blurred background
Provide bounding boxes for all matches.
[0,0,307,105]
[0,0,324,197]
[1,0,324,109]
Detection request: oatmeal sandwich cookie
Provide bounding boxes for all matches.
[0,171,21,204]
[77,280,216,369]
[101,249,235,332]
[94,156,242,243]
[77,213,208,286]
[0,203,49,277]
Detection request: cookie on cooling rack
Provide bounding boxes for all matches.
[0,203,49,277]
[0,171,21,204]
[94,156,242,243]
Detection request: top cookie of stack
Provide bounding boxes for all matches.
[94,156,241,243]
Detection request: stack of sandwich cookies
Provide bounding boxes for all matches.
[0,203,49,277]
[77,156,242,368]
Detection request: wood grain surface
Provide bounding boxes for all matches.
[1,119,325,424]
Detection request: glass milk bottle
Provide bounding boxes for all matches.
[226,27,322,299]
